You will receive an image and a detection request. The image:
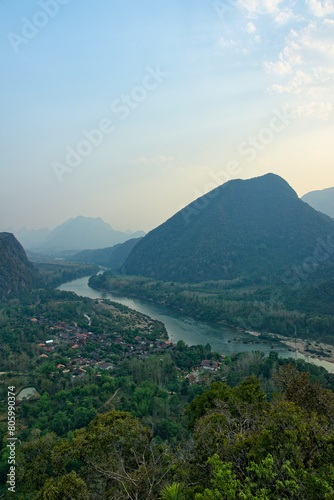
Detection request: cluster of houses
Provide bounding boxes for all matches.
[31,317,228,384]
[32,317,177,375]
[186,355,226,385]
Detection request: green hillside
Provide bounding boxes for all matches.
[0,232,40,300]
[124,174,334,283]
[70,245,120,267]
[71,237,142,268]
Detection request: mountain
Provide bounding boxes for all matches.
[71,237,142,268]
[71,246,119,267]
[25,216,145,253]
[0,233,40,300]
[301,187,334,218]
[123,173,334,283]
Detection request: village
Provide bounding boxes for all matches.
[31,315,225,383]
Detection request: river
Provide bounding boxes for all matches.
[58,276,334,373]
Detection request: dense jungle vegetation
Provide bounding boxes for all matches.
[1,281,334,498]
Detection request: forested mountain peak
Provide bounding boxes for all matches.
[124,173,334,283]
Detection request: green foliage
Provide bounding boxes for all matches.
[195,453,301,500]
[16,410,176,499]
[0,232,41,300]
[234,375,267,405]
[35,262,99,288]
[275,364,334,421]
[6,364,334,499]
[185,381,233,429]
[186,377,266,430]
[161,482,185,500]
[89,272,334,344]
[189,371,334,500]
[35,471,89,499]
[1,271,334,499]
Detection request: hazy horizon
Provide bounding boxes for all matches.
[0,174,333,234]
[1,214,147,233]
[1,1,333,232]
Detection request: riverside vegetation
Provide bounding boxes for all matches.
[89,272,334,348]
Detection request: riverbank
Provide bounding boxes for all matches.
[58,276,334,372]
[278,337,334,364]
[58,276,294,359]
[88,282,186,314]
[89,282,331,363]
[247,330,334,365]
[89,282,275,344]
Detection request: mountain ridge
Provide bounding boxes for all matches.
[70,237,142,268]
[10,216,145,254]
[302,186,334,218]
[123,173,334,283]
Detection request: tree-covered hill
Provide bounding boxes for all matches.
[0,233,40,300]
[71,237,142,268]
[70,245,118,266]
[123,174,334,283]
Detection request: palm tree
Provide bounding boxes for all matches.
[160,482,185,500]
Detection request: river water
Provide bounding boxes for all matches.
[58,276,334,373]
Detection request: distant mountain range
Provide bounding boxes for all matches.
[123,173,334,283]
[301,187,334,218]
[8,217,145,254]
[0,233,40,299]
[70,237,142,268]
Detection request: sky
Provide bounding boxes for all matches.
[0,0,333,233]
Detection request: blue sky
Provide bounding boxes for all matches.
[1,0,333,232]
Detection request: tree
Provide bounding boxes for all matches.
[16,431,59,494]
[176,340,186,352]
[36,471,89,499]
[275,364,334,423]
[188,376,334,499]
[195,453,301,500]
[185,381,233,429]
[185,377,266,430]
[16,410,176,499]
[161,482,185,500]
[52,411,69,436]
[234,375,266,406]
